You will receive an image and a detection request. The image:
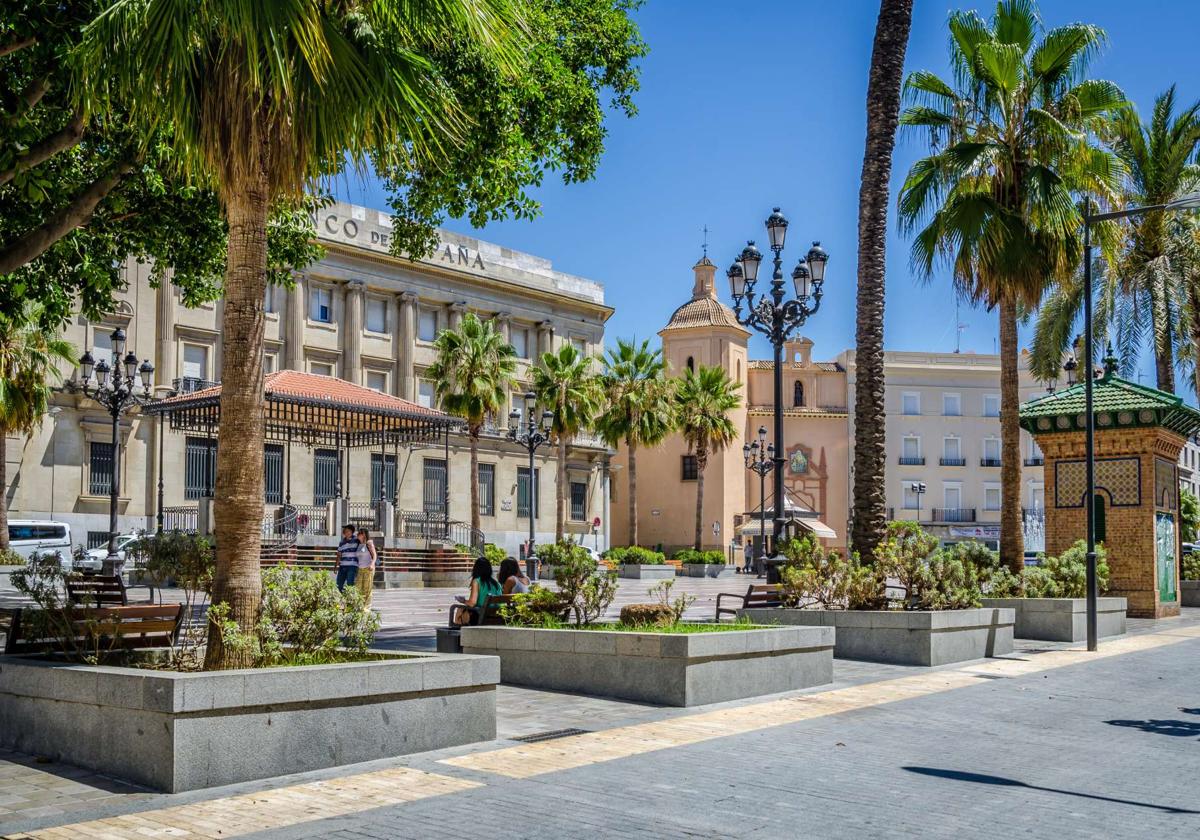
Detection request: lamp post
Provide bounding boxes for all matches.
[909,481,926,524]
[508,390,554,579]
[743,426,775,577]
[729,207,828,583]
[73,327,154,575]
[1079,191,1200,651]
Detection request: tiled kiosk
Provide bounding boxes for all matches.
[1019,355,1200,618]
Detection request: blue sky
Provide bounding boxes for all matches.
[334,1,1199,384]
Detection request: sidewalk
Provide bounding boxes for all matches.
[3,611,1198,839]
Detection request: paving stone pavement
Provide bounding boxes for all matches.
[2,611,1199,839]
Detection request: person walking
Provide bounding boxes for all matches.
[355,528,378,610]
[335,524,359,592]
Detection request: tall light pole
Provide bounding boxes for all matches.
[729,208,829,582]
[909,481,926,524]
[1079,192,1200,651]
[743,426,775,577]
[508,390,554,579]
[73,327,154,574]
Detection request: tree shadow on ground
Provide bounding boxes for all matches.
[902,767,1200,815]
[1106,719,1200,738]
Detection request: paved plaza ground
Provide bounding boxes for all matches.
[1,574,1199,839]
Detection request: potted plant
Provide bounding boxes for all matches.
[674,548,730,578]
[604,545,674,579]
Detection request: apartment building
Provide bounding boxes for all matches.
[4,201,614,554]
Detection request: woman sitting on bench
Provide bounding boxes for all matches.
[498,557,530,595]
[452,557,503,626]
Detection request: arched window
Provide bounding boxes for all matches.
[736,360,742,383]
[793,381,804,407]
[686,356,695,373]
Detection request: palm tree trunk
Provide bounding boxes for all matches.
[1150,275,1176,392]
[205,167,268,671]
[627,438,638,547]
[1189,278,1200,402]
[851,0,914,563]
[469,426,480,535]
[0,431,8,550]
[555,436,567,543]
[694,449,706,551]
[999,296,1025,575]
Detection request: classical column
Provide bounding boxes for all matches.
[449,300,467,330]
[495,312,512,424]
[398,291,418,400]
[287,276,306,371]
[343,279,364,384]
[155,280,176,395]
[537,320,554,358]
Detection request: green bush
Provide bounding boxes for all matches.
[499,586,564,627]
[536,540,591,567]
[648,578,695,622]
[1183,551,1200,581]
[939,541,1020,598]
[673,548,724,565]
[554,547,618,625]
[779,537,884,610]
[483,543,507,566]
[619,603,674,626]
[1023,540,1109,598]
[0,548,24,566]
[604,546,666,565]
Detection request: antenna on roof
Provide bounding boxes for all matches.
[954,298,968,353]
[702,224,709,258]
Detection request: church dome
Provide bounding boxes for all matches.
[660,257,750,335]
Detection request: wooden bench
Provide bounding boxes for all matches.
[66,575,128,607]
[3,603,186,655]
[437,594,516,653]
[715,584,783,621]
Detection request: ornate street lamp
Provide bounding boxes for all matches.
[73,327,154,574]
[729,207,829,581]
[743,426,775,577]
[508,390,554,579]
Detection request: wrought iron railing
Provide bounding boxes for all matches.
[172,377,218,394]
[162,505,198,533]
[347,501,376,524]
[292,504,330,536]
[898,456,925,465]
[932,508,976,523]
[939,457,966,467]
[980,458,1002,467]
[1023,457,1045,466]
[396,510,484,555]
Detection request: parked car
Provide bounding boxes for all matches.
[81,533,151,572]
[6,521,72,567]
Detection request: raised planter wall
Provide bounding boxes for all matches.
[740,608,1014,667]
[0,651,499,792]
[682,564,734,578]
[981,597,1127,642]
[461,625,833,706]
[618,564,675,580]
[1182,580,1200,608]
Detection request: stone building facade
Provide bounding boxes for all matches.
[3,201,613,554]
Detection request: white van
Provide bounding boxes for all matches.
[6,521,72,567]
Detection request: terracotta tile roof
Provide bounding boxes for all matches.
[660,297,748,334]
[748,360,843,371]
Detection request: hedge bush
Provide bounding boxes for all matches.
[1184,551,1200,581]
[619,603,674,626]
[0,548,24,566]
[603,546,666,565]
[673,548,724,565]
[1024,540,1109,598]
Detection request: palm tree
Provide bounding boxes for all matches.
[531,344,599,543]
[0,305,74,550]
[427,313,517,536]
[595,339,675,547]
[897,0,1123,574]
[851,0,915,563]
[675,365,740,551]
[78,0,523,667]
[1032,87,1200,391]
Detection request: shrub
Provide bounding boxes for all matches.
[127,532,215,664]
[648,578,695,622]
[1183,551,1200,581]
[499,586,564,626]
[921,551,981,609]
[553,546,617,624]
[604,546,666,565]
[673,548,724,565]
[619,603,674,626]
[939,540,1020,598]
[536,540,590,567]
[0,548,24,566]
[1023,541,1109,598]
[874,522,986,611]
[779,537,884,610]
[483,543,507,566]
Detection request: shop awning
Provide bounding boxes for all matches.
[737,516,837,540]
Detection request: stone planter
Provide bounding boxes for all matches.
[461,625,833,706]
[1182,580,1200,607]
[0,650,498,792]
[740,608,1014,667]
[981,597,1127,642]
[619,564,675,580]
[682,563,733,578]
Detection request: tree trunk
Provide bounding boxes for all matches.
[0,432,8,550]
[626,438,638,547]
[694,448,707,551]
[850,0,914,564]
[1189,276,1200,403]
[205,166,269,671]
[999,296,1025,575]
[555,436,567,543]
[1150,273,1175,392]
[469,426,480,535]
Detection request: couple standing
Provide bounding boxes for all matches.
[336,524,377,610]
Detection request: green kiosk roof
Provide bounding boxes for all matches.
[1019,368,1200,438]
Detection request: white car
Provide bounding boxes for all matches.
[82,533,150,572]
[6,521,72,568]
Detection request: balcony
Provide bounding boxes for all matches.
[173,376,219,394]
[898,456,925,466]
[1023,457,1045,466]
[932,508,976,523]
[939,457,966,467]
[980,458,1001,467]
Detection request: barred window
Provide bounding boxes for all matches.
[570,480,587,521]
[372,453,397,503]
[517,467,539,519]
[681,455,698,481]
[478,464,495,516]
[89,441,114,496]
[264,444,283,504]
[314,449,339,505]
[184,437,217,499]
